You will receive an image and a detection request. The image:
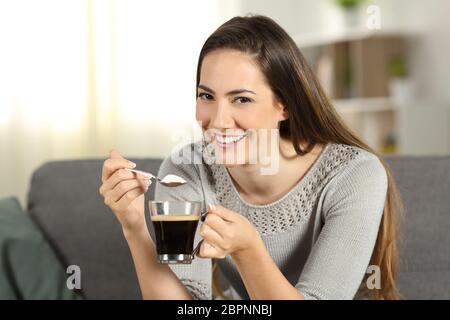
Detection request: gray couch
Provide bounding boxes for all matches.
[26,155,450,299]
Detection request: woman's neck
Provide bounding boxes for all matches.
[226,139,325,205]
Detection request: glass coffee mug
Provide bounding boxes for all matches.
[149,200,208,264]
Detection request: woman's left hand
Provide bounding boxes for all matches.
[196,204,263,260]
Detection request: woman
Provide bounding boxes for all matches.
[99,15,403,300]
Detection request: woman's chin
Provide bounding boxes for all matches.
[214,150,248,166]
[221,161,243,168]
[212,135,249,165]
[215,154,246,166]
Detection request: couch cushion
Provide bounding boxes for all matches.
[27,158,162,299]
[384,155,450,299]
[0,196,81,299]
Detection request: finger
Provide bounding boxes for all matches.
[100,168,134,195]
[204,213,228,235]
[106,179,150,204]
[199,224,227,250]
[208,204,235,222]
[109,149,123,159]
[113,187,145,212]
[100,168,149,195]
[102,157,136,183]
[197,241,226,259]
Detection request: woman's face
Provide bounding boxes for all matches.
[196,49,287,167]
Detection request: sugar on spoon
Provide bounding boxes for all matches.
[125,168,187,187]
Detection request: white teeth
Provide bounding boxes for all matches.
[216,134,247,145]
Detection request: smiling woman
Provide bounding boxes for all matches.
[196,49,288,168]
[104,14,404,301]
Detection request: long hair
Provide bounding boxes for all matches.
[196,15,404,300]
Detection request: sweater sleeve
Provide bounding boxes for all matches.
[153,144,212,300]
[295,152,388,299]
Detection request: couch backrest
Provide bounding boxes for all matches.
[384,155,450,299]
[27,155,450,299]
[27,158,162,299]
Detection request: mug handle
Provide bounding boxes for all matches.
[200,210,209,222]
[191,210,209,259]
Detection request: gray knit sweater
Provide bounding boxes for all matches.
[154,140,387,300]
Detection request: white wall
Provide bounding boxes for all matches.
[221,0,450,103]
[217,0,329,35]
[403,0,450,102]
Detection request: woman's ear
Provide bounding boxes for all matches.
[281,106,289,121]
[275,100,289,121]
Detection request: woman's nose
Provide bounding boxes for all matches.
[211,103,235,129]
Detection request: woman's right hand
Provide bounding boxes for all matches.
[99,149,151,234]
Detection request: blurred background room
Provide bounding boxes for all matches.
[1,0,450,300]
[1,0,450,206]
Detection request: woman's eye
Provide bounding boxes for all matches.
[198,92,213,101]
[233,96,252,104]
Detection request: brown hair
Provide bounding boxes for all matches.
[196,15,404,300]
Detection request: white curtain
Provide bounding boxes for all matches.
[0,0,224,205]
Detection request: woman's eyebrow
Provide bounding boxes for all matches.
[227,89,256,96]
[198,84,256,95]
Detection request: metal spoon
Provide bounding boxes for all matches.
[126,168,187,187]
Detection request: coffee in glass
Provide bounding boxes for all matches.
[149,201,206,264]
